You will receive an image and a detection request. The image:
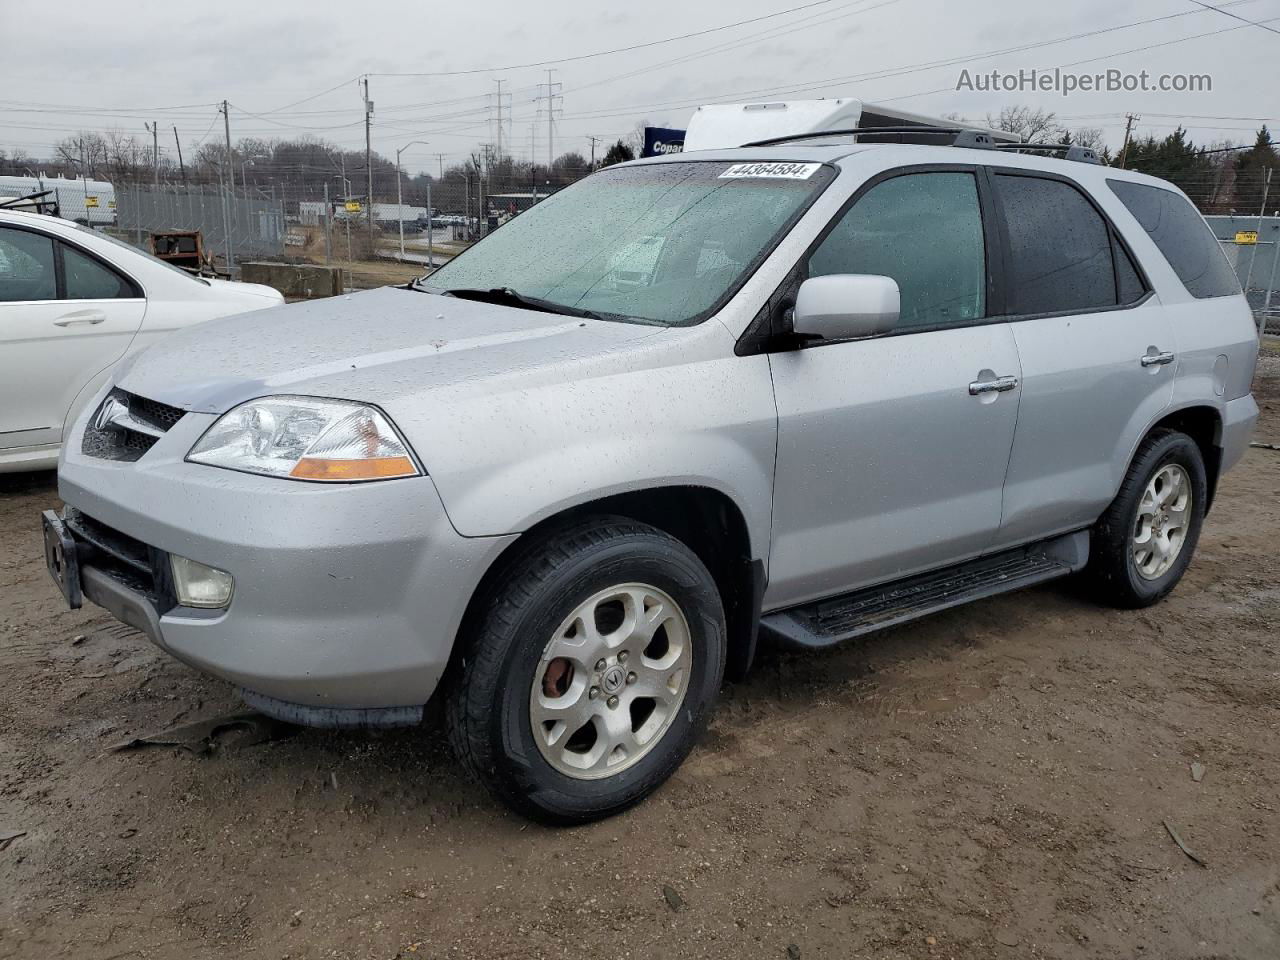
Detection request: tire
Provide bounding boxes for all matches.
[446,517,726,824]
[1086,428,1207,608]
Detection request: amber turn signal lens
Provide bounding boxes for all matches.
[289,455,418,481]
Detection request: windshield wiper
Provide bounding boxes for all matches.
[439,287,604,321]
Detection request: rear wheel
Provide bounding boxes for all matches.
[1086,429,1207,608]
[446,518,725,824]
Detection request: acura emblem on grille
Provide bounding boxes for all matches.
[93,395,129,433]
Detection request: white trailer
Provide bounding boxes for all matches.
[0,174,117,225]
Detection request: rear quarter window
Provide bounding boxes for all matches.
[1107,179,1240,299]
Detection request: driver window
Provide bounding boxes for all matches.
[809,172,987,328]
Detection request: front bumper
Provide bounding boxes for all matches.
[53,406,516,713]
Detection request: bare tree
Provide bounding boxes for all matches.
[102,129,149,184]
[0,148,36,176]
[626,119,650,158]
[985,106,1063,144]
[54,132,108,178]
[1070,127,1106,151]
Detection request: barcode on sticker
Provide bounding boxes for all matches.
[719,162,821,180]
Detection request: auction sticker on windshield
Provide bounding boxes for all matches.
[719,162,822,179]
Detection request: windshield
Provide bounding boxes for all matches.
[423,160,834,326]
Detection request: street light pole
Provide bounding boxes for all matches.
[395,140,430,263]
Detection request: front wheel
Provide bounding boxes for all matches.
[1086,428,1207,608]
[446,518,725,824]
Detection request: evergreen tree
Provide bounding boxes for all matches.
[600,140,635,167]
[1120,127,1214,199]
[1234,126,1278,214]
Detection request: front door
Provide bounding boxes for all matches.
[0,225,145,450]
[766,169,1021,609]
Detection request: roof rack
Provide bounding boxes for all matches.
[993,142,1102,165]
[0,189,60,215]
[740,127,1104,165]
[741,126,1001,149]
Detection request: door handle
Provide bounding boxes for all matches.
[969,375,1019,395]
[54,310,107,327]
[1140,351,1176,367]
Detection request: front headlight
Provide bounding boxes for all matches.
[187,396,420,482]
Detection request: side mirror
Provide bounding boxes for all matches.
[792,274,900,341]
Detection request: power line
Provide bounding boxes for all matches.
[1185,0,1280,35]
[877,11,1280,105]
[555,3,1266,123]
[365,0,846,76]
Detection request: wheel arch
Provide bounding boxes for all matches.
[447,485,765,694]
[1132,404,1223,511]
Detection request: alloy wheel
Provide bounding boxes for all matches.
[529,583,692,780]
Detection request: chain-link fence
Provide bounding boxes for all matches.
[1207,215,1280,335]
[115,184,286,268]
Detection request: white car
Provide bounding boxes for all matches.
[0,209,284,472]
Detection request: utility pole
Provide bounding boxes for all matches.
[172,125,186,184]
[587,135,602,169]
[323,181,332,265]
[221,100,235,271]
[363,77,375,249]
[434,153,445,181]
[144,121,159,186]
[537,69,562,172]
[221,101,235,195]
[339,155,353,264]
[493,79,507,161]
[1119,113,1138,168]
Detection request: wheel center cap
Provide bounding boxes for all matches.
[600,664,626,695]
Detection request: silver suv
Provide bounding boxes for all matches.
[43,132,1259,823]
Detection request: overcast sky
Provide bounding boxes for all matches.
[2,0,1276,174]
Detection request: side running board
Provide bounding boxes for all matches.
[759,531,1089,650]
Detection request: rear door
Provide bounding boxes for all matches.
[989,171,1175,548]
[766,168,1022,608]
[0,224,146,450]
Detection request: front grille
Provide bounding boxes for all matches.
[129,394,186,432]
[81,389,186,462]
[64,508,176,612]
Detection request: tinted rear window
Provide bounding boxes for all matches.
[1107,179,1240,299]
[995,174,1118,315]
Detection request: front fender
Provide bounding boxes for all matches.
[410,350,778,563]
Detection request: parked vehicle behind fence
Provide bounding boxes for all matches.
[41,103,1258,823]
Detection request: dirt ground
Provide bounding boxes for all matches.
[1,349,1278,960]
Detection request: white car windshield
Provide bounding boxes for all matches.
[422,160,834,326]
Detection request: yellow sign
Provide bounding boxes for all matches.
[1235,230,1258,244]
[344,201,362,213]
[84,196,99,208]
[108,200,116,209]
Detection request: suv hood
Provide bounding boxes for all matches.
[114,286,682,414]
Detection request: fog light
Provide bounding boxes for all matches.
[170,554,234,608]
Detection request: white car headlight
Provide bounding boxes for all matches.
[187,396,420,482]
